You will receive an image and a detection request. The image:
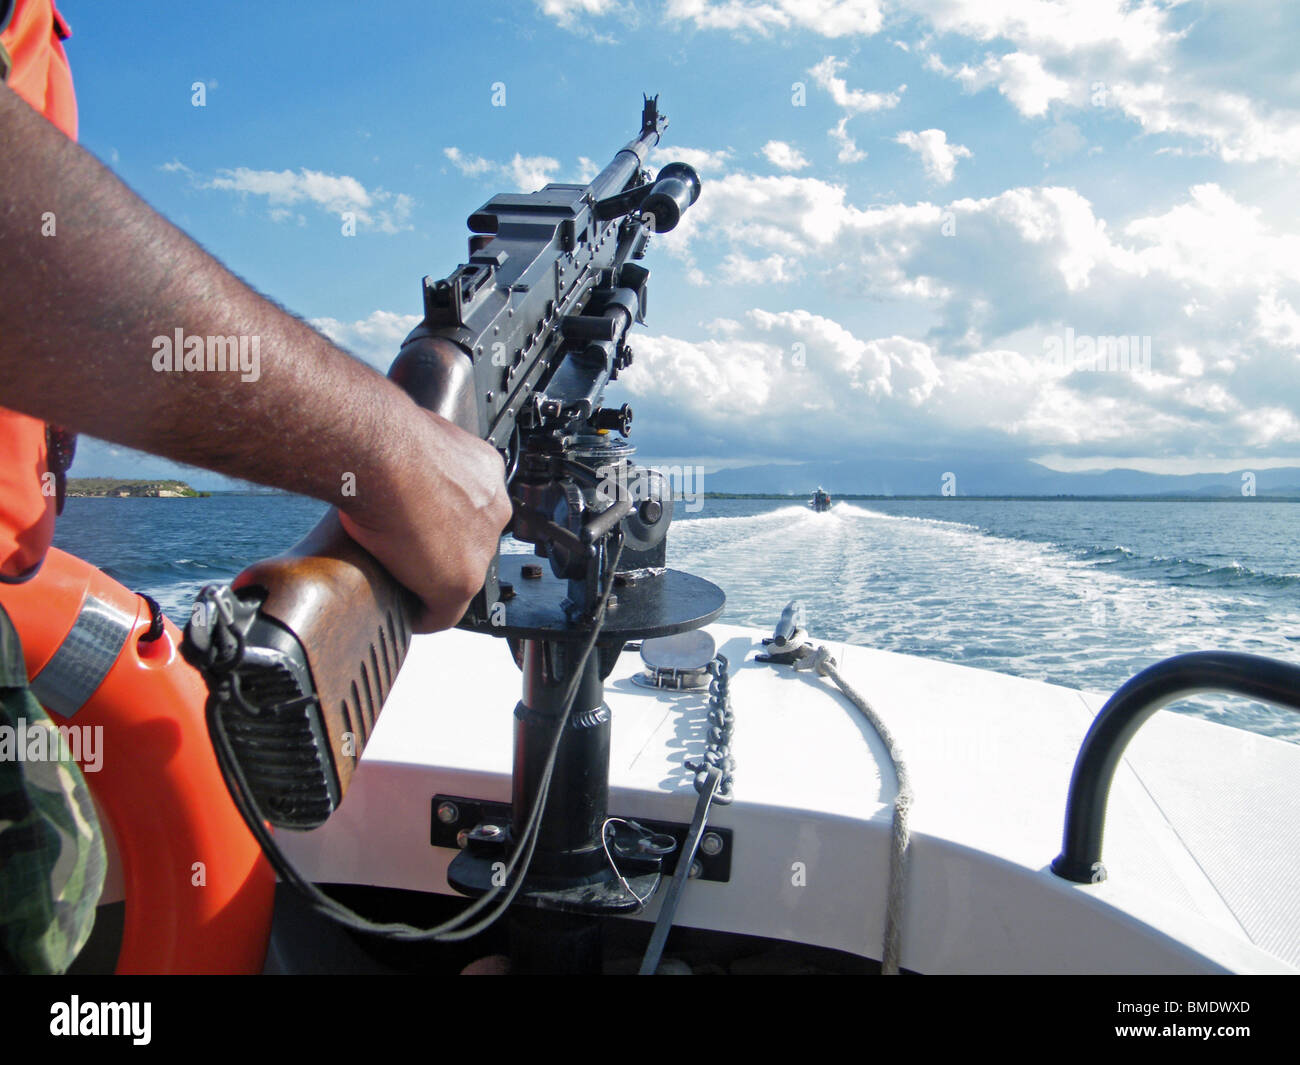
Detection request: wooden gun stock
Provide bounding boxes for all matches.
[203,336,482,829]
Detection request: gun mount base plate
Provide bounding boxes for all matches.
[460,556,724,642]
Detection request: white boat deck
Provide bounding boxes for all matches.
[278,623,1300,974]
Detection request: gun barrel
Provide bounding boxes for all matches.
[589,140,653,202]
[589,97,667,202]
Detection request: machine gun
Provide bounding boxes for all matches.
[182,97,716,843]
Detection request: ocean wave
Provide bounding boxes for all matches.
[1078,544,1136,562]
[102,556,241,586]
[56,494,1300,744]
[1076,549,1300,590]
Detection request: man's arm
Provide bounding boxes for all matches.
[0,83,511,632]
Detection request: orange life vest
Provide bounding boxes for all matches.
[2,549,276,972]
[0,0,76,581]
[0,1,276,972]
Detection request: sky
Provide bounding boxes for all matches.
[55,0,1300,486]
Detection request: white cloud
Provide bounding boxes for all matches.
[895,128,972,183]
[537,0,886,37]
[442,147,494,178]
[663,0,883,37]
[624,310,1094,458]
[444,147,562,192]
[681,172,855,257]
[546,0,1165,53]
[1237,406,1300,448]
[807,56,902,165]
[1107,80,1300,166]
[761,140,810,171]
[538,2,1299,165]
[624,301,1300,462]
[311,310,423,373]
[905,0,1172,61]
[749,308,942,403]
[829,116,867,163]
[719,252,800,283]
[808,55,903,113]
[536,0,624,42]
[187,166,414,233]
[505,154,563,192]
[633,171,1300,460]
[539,0,620,23]
[915,3,1300,165]
[1123,183,1300,289]
[932,50,1070,118]
[1254,290,1300,351]
[649,144,732,173]
[482,2,1300,462]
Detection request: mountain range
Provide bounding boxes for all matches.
[704,458,1300,498]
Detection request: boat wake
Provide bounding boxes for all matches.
[74,493,1299,744]
[671,502,1300,743]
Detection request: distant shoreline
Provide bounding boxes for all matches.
[64,482,1297,503]
[703,492,1299,503]
[67,478,209,498]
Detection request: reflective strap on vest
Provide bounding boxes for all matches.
[30,596,134,718]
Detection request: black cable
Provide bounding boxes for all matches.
[207,538,625,944]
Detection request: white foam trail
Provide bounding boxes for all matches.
[835,502,982,532]
[670,501,1300,742]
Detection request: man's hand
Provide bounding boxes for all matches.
[339,412,512,632]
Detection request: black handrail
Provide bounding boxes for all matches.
[1051,651,1300,883]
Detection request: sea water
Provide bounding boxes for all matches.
[52,495,1300,742]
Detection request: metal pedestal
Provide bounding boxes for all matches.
[448,554,724,973]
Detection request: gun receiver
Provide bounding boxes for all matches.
[183,96,701,829]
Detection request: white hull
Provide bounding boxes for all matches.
[269,623,1299,974]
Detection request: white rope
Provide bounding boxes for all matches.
[797,644,912,974]
[600,818,658,907]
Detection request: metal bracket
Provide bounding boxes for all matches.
[431,795,733,883]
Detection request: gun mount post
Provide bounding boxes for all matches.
[448,552,723,972]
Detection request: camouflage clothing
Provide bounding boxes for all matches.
[0,602,105,973]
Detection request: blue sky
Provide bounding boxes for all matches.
[57,0,1300,486]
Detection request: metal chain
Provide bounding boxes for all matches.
[687,653,735,805]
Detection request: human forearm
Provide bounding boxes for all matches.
[0,82,417,510]
[0,83,511,629]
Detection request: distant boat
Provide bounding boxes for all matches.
[810,487,832,512]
